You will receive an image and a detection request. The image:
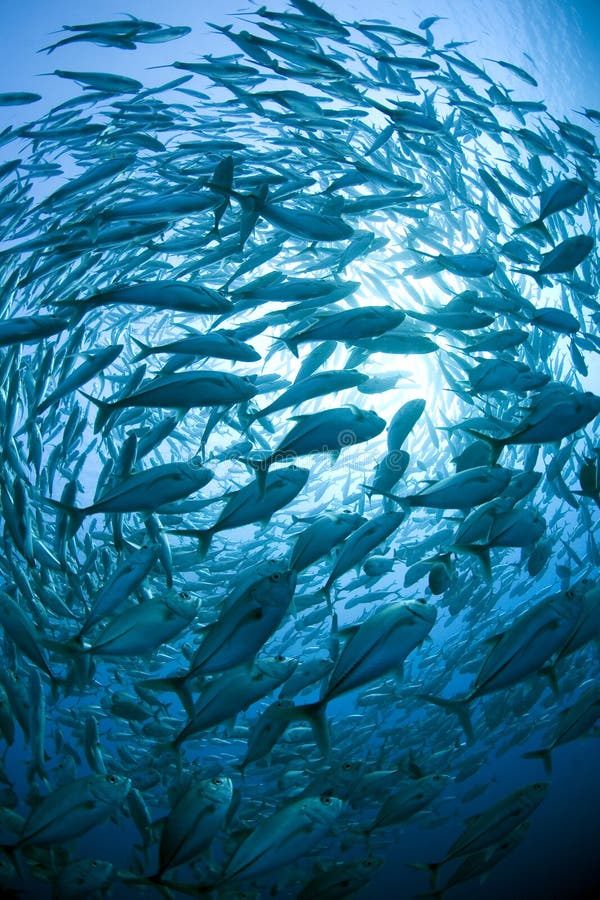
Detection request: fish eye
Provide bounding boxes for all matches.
[276,655,285,662]
[106,775,117,783]
[180,591,190,599]
[212,777,223,785]
[91,861,98,868]
[190,457,203,469]
[566,589,575,598]
[270,573,281,582]
[321,795,332,805]
[342,762,353,770]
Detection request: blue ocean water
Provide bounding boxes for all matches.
[0,1,598,898]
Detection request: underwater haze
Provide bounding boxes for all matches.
[0,1,598,898]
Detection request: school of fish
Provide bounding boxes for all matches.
[0,0,598,897]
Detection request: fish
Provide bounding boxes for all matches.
[289,599,436,751]
[131,332,261,364]
[466,386,600,462]
[514,235,594,282]
[420,782,548,886]
[52,281,233,320]
[522,683,600,774]
[46,459,214,535]
[221,794,343,883]
[248,369,369,422]
[153,775,233,877]
[419,581,591,740]
[246,406,385,492]
[2,773,130,851]
[514,178,588,235]
[281,307,406,357]
[82,371,257,431]
[0,92,42,105]
[168,465,310,557]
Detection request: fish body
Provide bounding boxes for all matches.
[290,511,366,572]
[324,512,405,592]
[445,783,548,861]
[282,306,406,356]
[371,773,451,830]
[157,776,233,874]
[404,466,512,510]
[186,568,296,674]
[170,466,309,556]
[250,369,368,421]
[323,599,436,701]
[516,178,588,232]
[84,372,257,430]
[11,774,130,848]
[0,315,69,347]
[224,795,343,882]
[173,656,297,744]
[516,235,594,280]
[132,332,260,363]
[251,407,386,473]
[47,460,213,534]
[61,281,232,318]
[470,586,586,698]
[83,590,198,656]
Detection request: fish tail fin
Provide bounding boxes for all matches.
[317,584,334,614]
[0,843,22,880]
[44,497,85,539]
[44,635,85,658]
[142,676,194,718]
[521,748,553,775]
[284,701,330,755]
[359,484,408,509]
[451,544,492,581]
[79,390,115,433]
[417,693,474,744]
[510,266,545,287]
[130,336,153,361]
[197,528,214,559]
[27,755,49,786]
[154,739,181,767]
[408,861,443,890]
[462,428,506,465]
[281,337,299,358]
[167,528,215,558]
[244,457,270,497]
[513,220,552,242]
[49,673,65,704]
[539,663,560,697]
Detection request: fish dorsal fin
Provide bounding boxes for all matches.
[338,623,360,641]
[482,631,505,646]
[465,811,483,825]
